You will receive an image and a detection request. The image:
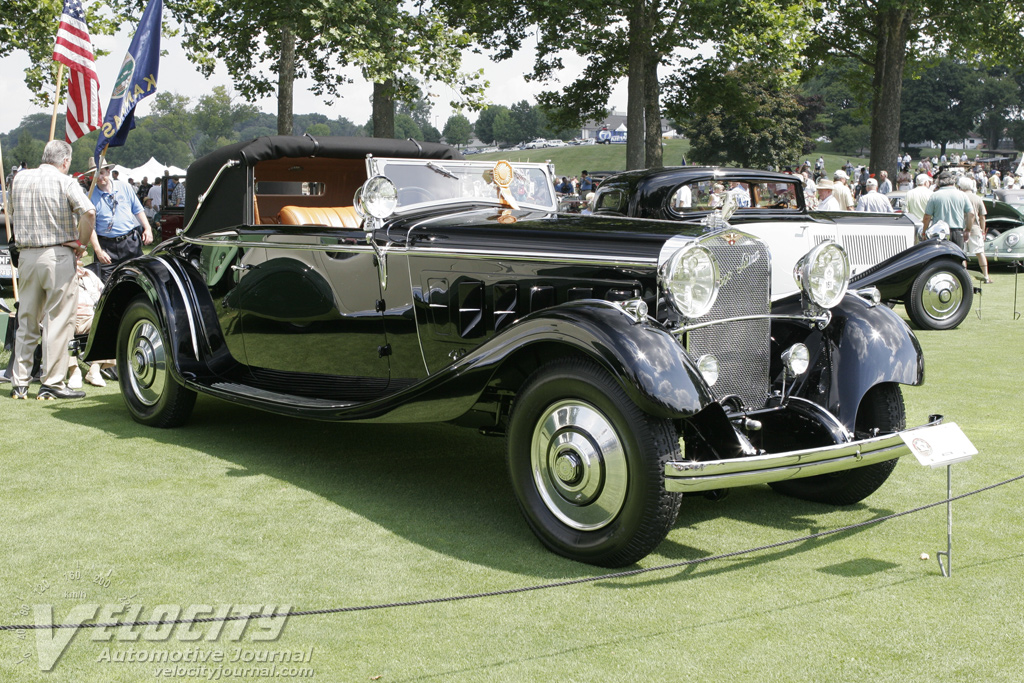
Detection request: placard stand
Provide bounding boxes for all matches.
[901,419,977,579]
[937,464,953,577]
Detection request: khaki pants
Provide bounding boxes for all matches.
[13,246,79,388]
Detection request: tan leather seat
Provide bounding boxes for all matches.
[277,206,361,228]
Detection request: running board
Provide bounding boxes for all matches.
[205,381,358,409]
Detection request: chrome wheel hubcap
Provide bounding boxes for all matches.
[127,320,166,406]
[531,400,627,530]
[921,272,963,320]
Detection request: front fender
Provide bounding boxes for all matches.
[369,300,715,424]
[850,239,966,301]
[773,294,924,432]
[491,300,715,419]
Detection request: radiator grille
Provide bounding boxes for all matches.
[816,233,911,271]
[687,231,772,409]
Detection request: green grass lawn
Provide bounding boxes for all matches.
[2,268,1023,682]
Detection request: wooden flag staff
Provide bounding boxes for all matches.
[49,63,66,143]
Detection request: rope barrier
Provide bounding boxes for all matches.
[3,472,1022,632]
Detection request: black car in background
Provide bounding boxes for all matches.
[86,136,942,566]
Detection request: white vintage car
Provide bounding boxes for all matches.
[594,167,975,330]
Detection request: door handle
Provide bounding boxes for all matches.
[230,264,252,272]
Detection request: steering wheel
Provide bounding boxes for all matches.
[398,186,436,204]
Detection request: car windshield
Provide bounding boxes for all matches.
[367,158,558,212]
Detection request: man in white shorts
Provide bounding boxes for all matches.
[959,176,991,283]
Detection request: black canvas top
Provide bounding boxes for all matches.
[184,136,462,236]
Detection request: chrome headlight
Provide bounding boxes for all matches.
[361,176,397,219]
[794,241,850,309]
[660,244,720,319]
[781,343,810,377]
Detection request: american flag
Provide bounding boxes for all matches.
[52,0,101,143]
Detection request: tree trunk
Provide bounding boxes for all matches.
[868,7,912,184]
[373,80,396,139]
[625,0,648,170]
[277,25,295,135]
[644,37,662,169]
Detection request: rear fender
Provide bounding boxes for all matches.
[84,256,226,379]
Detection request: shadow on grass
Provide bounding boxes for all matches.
[51,391,890,580]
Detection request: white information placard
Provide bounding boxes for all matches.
[901,422,977,468]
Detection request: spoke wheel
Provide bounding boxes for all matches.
[508,357,682,567]
[117,296,196,428]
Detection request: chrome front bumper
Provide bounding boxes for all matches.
[664,418,942,493]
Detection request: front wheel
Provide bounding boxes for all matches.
[905,260,973,330]
[769,383,905,505]
[507,358,682,567]
[117,296,196,428]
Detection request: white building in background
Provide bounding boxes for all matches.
[580,109,679,142]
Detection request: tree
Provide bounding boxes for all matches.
[677,63,807,170]
[448,0,813,170]
[491,108,515,147]
[442,114,473,148]
[899,58,980,155]
[342,0,486,139]
[305,123,331,136]
[808,0,1024,183]
[509,101,540,146]
[422,124,442,143]
[394,114,423,141]
[168,0,367,135]
[0,0,120,108]
[474,105,509,145]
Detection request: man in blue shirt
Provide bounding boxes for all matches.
[87,159,153,281]
[579,170,594,193]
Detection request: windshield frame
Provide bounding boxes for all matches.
[365,157,559,213]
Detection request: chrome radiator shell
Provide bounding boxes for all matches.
[685,230,772,409]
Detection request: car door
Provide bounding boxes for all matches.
[229,228,391,385]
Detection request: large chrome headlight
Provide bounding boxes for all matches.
[660,244,720,319]
[794,241,850,309]
[361,176,398,219]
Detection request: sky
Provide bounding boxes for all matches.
[0,22,633,137]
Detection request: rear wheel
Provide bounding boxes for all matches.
[906,260,973,330]
[769,384,904,505]
[507,357,682,567]
[117,296,196,428]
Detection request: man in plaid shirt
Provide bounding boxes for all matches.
[9,140,96,399]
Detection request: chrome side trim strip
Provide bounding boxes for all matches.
[408,246,656,267]
[153,257,199,359]
[663,418,942,493]
[181,232,375,255]
[182,232,657,267]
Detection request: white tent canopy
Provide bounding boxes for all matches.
[111,164,134,179]
[129,157,185,182]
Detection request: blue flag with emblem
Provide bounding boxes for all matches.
[94,0,162,163]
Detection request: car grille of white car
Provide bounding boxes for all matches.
[687,231,772,409]
[816,233,910,270]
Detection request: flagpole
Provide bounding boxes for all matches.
[49,63,66,143]
[0,137,19,303]
[86,144,109,199]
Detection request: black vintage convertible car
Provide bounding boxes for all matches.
[593,167,975,330]
[86,137,942,566]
